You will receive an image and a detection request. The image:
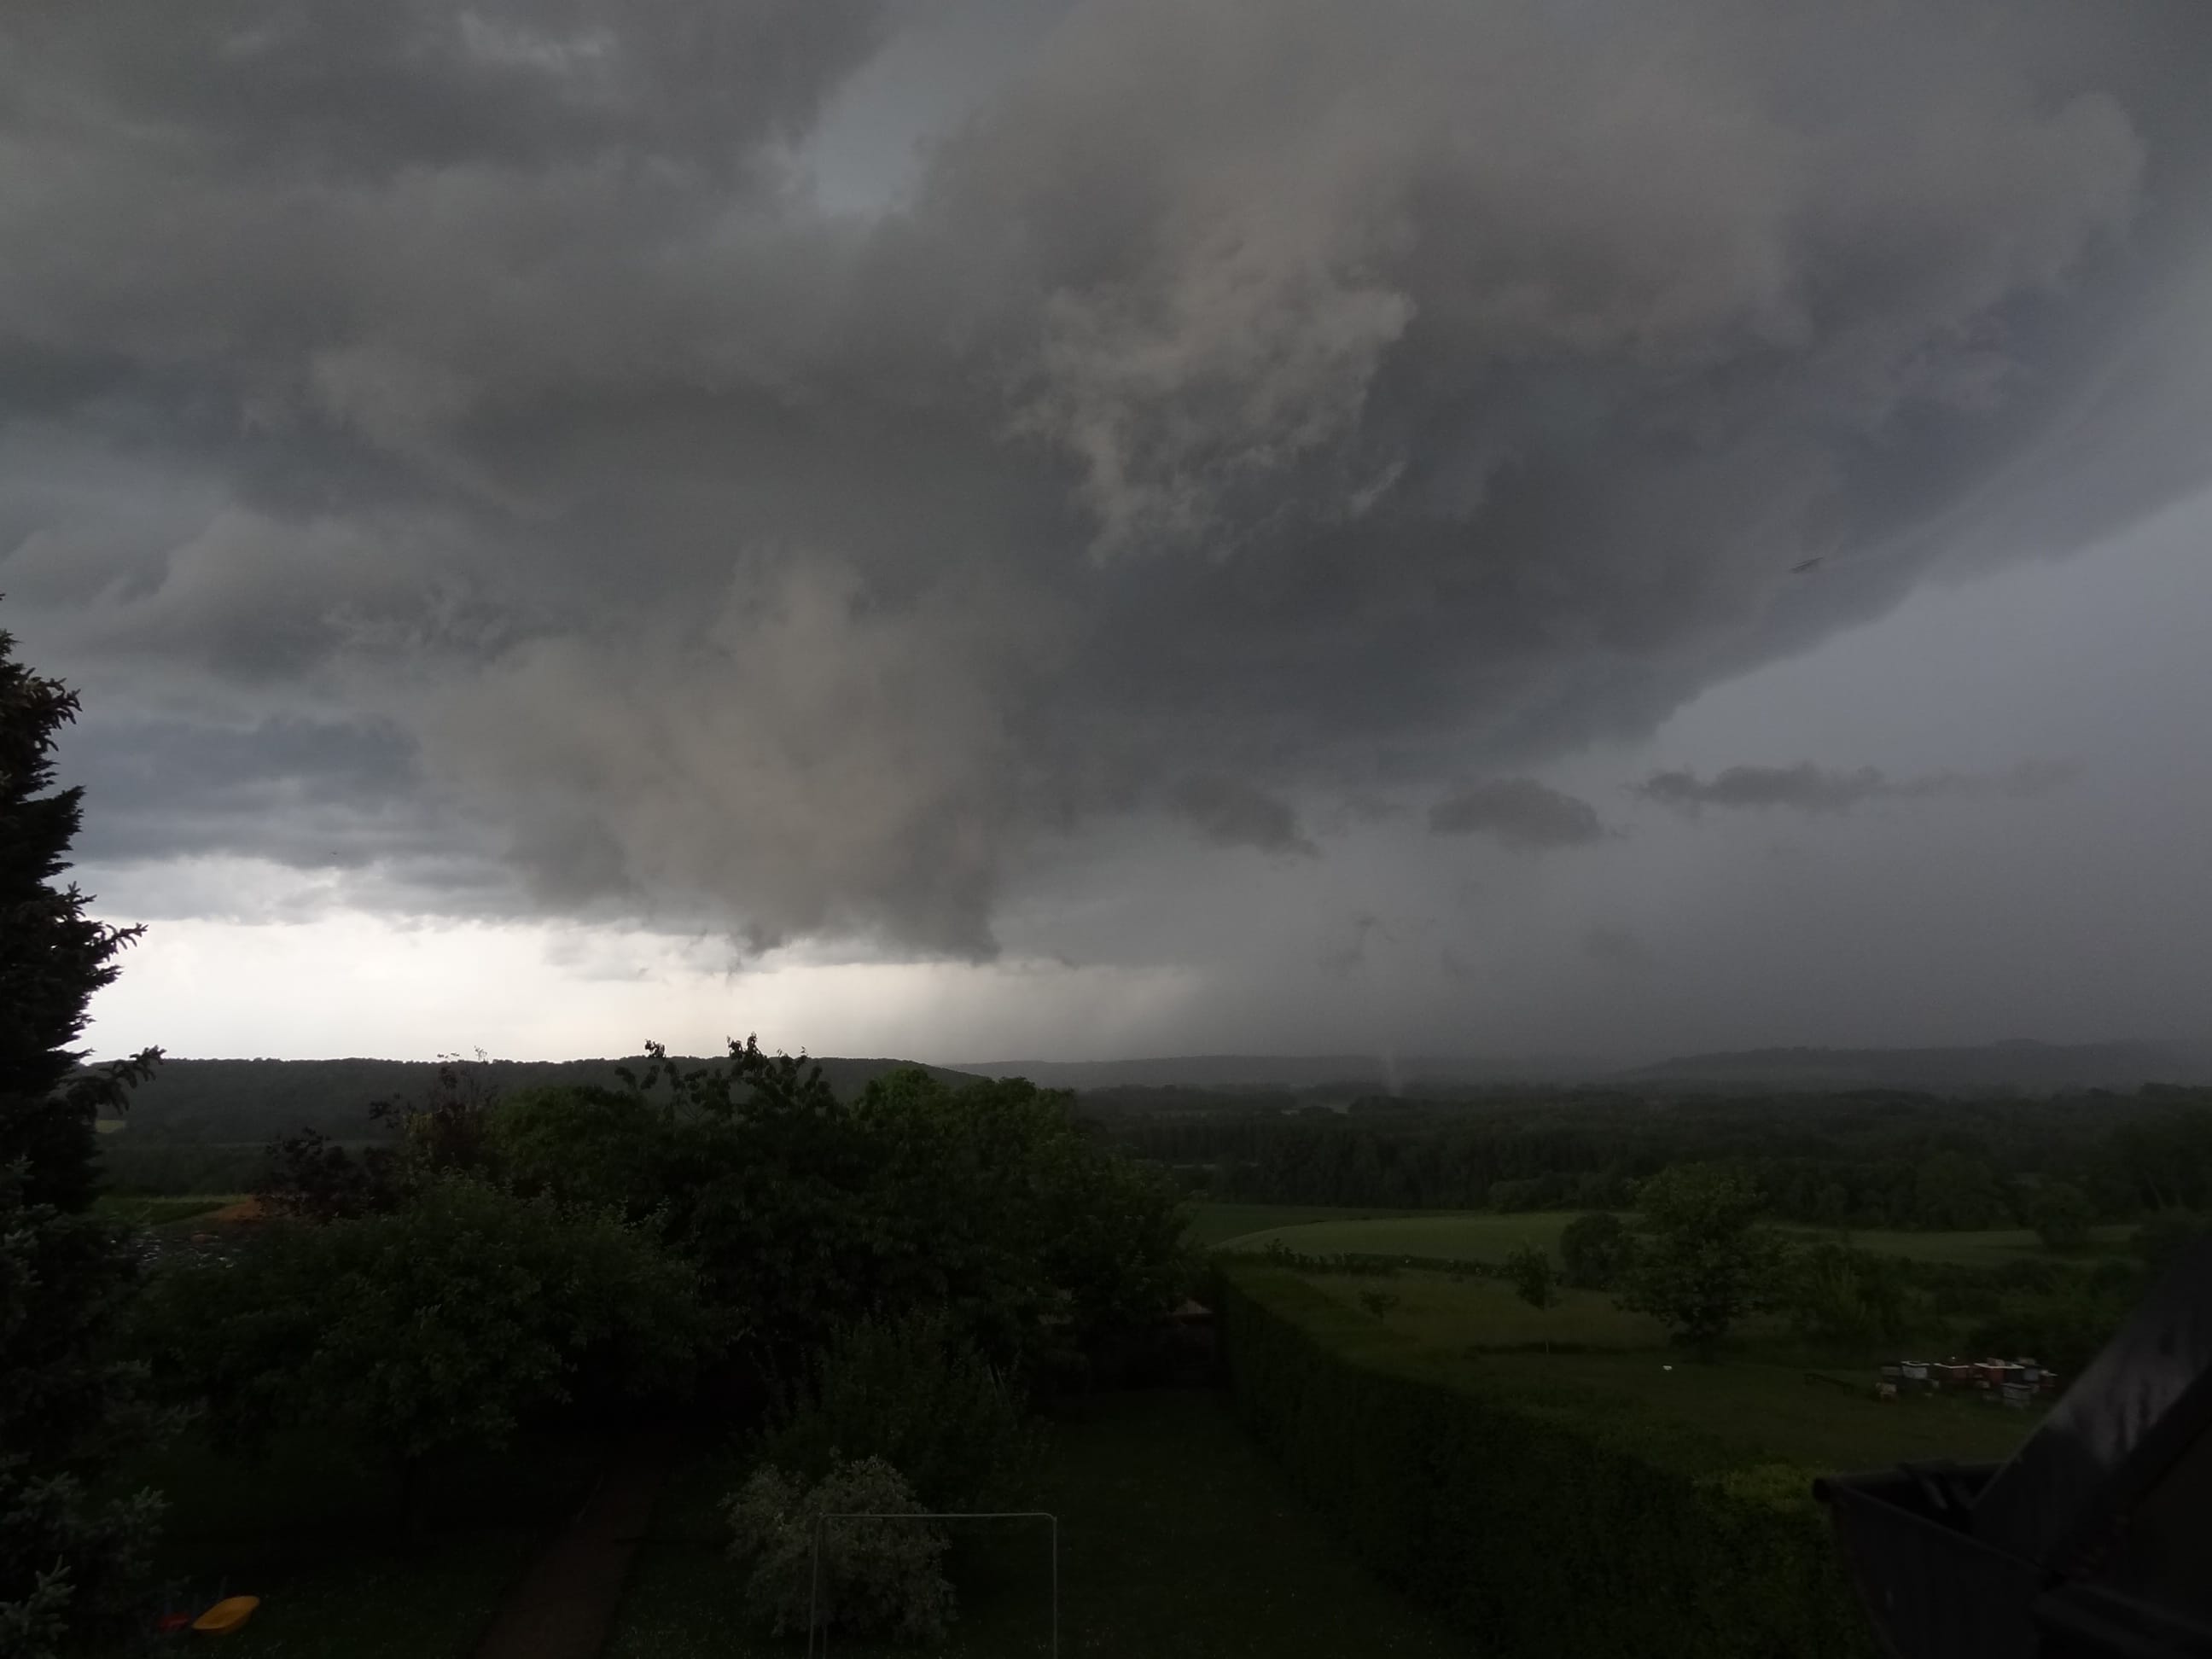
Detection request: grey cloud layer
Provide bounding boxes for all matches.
[1428,779,1605,849]
[5,0,2209,955]
[1636,760,2079,815]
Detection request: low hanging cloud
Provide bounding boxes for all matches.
[3,0,2209,958]
[1635,760,2081,815]
[1170,775,1318,857]
[1583,926,1654,973]
[1429,779,1606,849]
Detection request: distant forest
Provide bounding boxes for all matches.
[1098,1086,2212,1230]
[96,1057,2212,1234]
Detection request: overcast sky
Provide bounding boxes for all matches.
[8,0,2209,1066]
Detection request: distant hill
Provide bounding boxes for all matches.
[954,1053,1579,1092]
[96,1053,980,1144]
[1617,1039,2212,1095]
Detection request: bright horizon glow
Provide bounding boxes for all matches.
[83,911,1203,1066]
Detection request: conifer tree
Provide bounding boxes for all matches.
[1,602,166,1656]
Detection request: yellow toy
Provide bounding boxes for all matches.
[191,1595,260,1636]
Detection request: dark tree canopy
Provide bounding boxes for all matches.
[0,602,165,1656]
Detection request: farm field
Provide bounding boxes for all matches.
[92,1192,238,1229]
[604,1389,1465,1658]
[1256,1266,2040,1474]
[1179,1201,1430,1249]
[1212,1209,1579,1260]
[1211,1207,2132,1266]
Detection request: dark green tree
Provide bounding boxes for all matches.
[1557,1210,1638,1289]
[1,606,166,1656]
[1619,1164,1786,1357]
[1505,1242,1560,1311]
[145,1176,717,1524]
[2028,1179,2095,1253]
[1778,1243,1914,1348]
[2132,1208,2209,1276]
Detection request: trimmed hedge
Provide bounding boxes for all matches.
[1215,1266,1875,1658]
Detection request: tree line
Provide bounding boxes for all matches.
[1109,1090,2212,1227]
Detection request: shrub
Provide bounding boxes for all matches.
[725,1458,953,1643]
[1780,1243,1917,1347]
[1504,1243,1559,1311]
[2133,1208,2209,1275]
[753,1310,1038,1514]
[144,1177,717,1510]
[1215,1266,1871,1659]
[2027,1179,2094,1253]
[1356,1289,1400,1318]
[1558,1211,1638,1289]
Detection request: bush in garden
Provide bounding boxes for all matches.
[753,1308,1039,1514]
[725,1458,953,1643]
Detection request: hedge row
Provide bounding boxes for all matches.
[1213,1246,1510,1280]
[1214,1266,1876,1659]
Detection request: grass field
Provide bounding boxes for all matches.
[1237,1264,2039,1477]
[1210,1209,1577,1260]
[1179,1202,1429,1249]
[1208,1206,2132,1267]
[107,1429,602,1658]
[92,1192,237,1228]
[604,1390,1464,1658]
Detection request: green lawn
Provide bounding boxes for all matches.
[93,1192,237,1228]
[1218,1209,1579,1260]
[1301,1265,1668,1348]
[1771,1222,2133,1266]
[107,1430,603,1658]
[1468,1348,2036,1472]
[1215,1208,2132,1267]
[605,1390,1464,1658]
[1254,1264,2040,1475]
[1179,1201,1429,1249]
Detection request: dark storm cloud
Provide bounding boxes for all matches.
[1170,776,1318,857]
[1636,760,2079,816]
[55,713,527,902]
[1583,926,1653,973]
[1320,913,1384,979]
[5,0,2209,955]
[1428,779,1605,850]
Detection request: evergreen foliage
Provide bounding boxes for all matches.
[0,605,166,1655]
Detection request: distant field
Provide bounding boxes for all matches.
[1216,1210,1578,1260]
[1180,1201,1429,1249]
[1212,1208,2132,1267]
[1772,1222,2132,1266]
[92,1193,236,1229]
[1470,1347,2035,1471]
[1235,1264,2039,1476]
